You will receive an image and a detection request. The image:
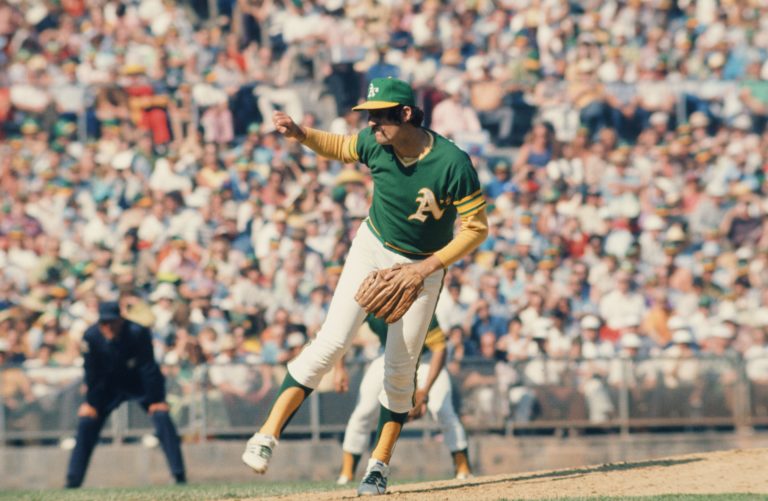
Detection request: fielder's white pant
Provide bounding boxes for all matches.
[288,223,444,413]
[342,356,468,454]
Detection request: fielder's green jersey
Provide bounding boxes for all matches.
[365,314,445,353]
[355,127,486,259]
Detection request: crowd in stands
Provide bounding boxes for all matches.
[1,0,768,432]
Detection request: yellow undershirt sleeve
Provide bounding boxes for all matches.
[433,209,489,268]
[423,326,447,352]
[299,128,360,163]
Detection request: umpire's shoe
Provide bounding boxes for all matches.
[241,433,278,474]
[357,458,389,496]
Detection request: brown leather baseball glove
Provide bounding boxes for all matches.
[355,264,424,323]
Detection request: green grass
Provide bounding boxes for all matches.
[3,484,765,501]
[0,481,346,501]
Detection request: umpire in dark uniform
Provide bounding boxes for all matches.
[65,301,186,488]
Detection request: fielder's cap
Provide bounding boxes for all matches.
[353,77,416,110]
[98,301,122,322]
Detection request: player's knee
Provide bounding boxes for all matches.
[317,335,347,356]
[383,373,415,399]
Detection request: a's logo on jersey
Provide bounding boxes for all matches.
[408,188,445,222]
[367,83,380,98]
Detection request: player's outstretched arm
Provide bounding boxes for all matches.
[272,111,359,163]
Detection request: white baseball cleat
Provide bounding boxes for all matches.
[336,474,351,486]
[241,433,278,474]
[357,458,389,496]
[455,472,473,480]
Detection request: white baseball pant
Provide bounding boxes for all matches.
[288,223,444,413]
[342,355,468,454]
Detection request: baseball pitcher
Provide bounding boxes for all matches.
[242,77,488,496]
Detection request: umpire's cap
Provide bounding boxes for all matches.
[98,301,122,322]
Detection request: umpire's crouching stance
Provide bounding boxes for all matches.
[66,301,186,488]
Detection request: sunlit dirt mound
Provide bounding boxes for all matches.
[251,448,768,500]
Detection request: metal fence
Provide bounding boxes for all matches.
[2,354,767,445]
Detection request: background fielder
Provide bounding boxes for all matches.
[335,314,471,484]
[241,77,487,496]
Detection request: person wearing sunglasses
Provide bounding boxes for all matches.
[242,77,488,496]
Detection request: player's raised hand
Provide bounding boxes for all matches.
[272,111,306,141]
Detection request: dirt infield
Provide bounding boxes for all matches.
[255,448,768,500]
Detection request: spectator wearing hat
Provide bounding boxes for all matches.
[484,160,516,200]
[698,323,740,419]
[659,328,701,418]
[65,301,185,488]
[607,332,657,418]
[575,314,615,423]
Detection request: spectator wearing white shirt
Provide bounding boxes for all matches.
[436,281,470,334]
[163,190,205,245]
[598,270,645,333]
[430,79,483,142]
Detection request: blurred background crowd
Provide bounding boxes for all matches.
[1,0,768,436]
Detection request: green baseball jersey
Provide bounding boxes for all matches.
[355,127,485,259]
[365,314,445,353]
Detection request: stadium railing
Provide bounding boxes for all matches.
[0,353,764,445]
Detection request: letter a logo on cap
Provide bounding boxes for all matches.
[367,83,380,99]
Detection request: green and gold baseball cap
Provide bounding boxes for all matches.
[353,77,416,110]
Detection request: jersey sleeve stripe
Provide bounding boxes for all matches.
[454,194,484,210]
[347,135,359,161]
[453,189,483,206]
[458,200,486,217]
[456,196,485,212]
[457,197,486,214]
